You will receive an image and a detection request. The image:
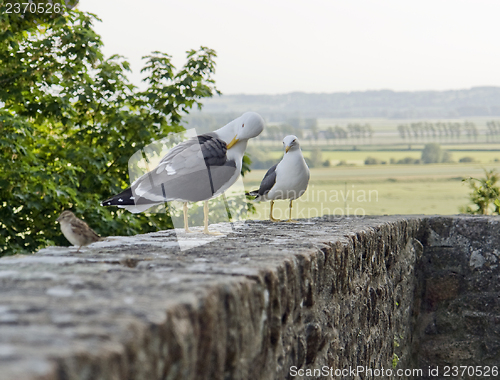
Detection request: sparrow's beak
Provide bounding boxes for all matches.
[285,145,290,153]
[226,136,239,149]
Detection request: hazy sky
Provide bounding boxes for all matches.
[79,0,500,95]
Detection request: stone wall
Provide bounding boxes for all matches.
[412,216,500,378]
[0,215,498,380]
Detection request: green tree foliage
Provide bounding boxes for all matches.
[364,156,381,165]
[461,169,500,215]
[245,146,276,170]
[421,143,452,164]
[395,157,421,165]
[421,144,442,163]
[459,156,475,163]
[0,4,220,256]
[308,148,323,168]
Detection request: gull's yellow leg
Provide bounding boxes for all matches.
[286,200,298,223]
[203,201,222,235]
[183,202,193,233]
[269,200,281,222]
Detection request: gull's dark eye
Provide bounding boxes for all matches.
[242,124,245,128]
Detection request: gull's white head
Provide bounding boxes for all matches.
[283,135,300,154]
[224,112,265,149]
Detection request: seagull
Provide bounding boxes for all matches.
[57,210,102,252]
[101,112,265,234]
[247,135,309,222]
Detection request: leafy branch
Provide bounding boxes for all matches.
[461,169,500,215]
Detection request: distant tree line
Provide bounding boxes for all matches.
[258,119,374,145]
[321,124,374,144]
[263,123,304,141]
[188,113,500,145]
[486,121,500,142]
[324,126,347,143]
[398,121,484,142]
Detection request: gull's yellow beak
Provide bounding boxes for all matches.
[285,145,290,153]
[226,136,239,149]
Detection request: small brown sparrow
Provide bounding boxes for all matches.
[56,210,102,252]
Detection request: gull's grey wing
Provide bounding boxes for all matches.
[257,163,278,196]
[197,134,227,166]
[154,133,226,176]
[107,133,238,204]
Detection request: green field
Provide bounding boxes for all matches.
[243,162,499,219]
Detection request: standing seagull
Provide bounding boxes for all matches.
[57,210,102,252]
[101,112,264,234]
[247,135,309,222]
